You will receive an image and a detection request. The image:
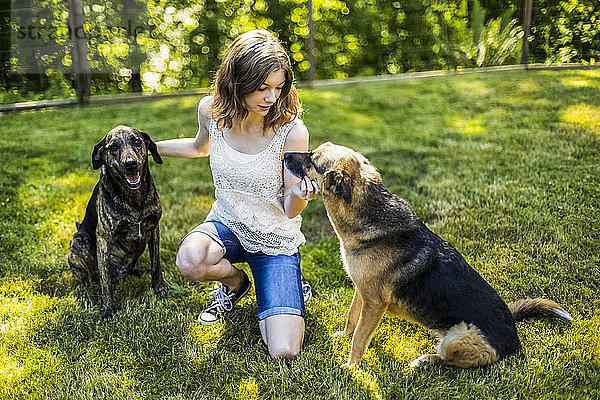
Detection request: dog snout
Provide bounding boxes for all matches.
[284,152,310,179]
[124,159,138,170]
[283,152,300,164]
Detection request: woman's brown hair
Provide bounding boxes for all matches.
[211,30,301,134]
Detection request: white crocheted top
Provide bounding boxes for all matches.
[205,117,306,255]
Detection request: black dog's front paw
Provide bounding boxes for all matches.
[100,303,116,319]
[153,283,170,297]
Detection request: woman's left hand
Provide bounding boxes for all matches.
[292,176,320,201]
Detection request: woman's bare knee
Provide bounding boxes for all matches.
[176,247,208,281]
[176,234,222,282]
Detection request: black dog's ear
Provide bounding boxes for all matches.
[324,170,352,204]
[92,137,106,170]
[141,131,163,165]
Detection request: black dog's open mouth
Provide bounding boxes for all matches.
[124,171,141,188]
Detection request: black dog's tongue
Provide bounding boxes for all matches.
[125,171,140,185]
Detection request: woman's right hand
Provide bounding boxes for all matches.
[292,176,320,201]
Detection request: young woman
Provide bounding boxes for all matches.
[155,30,318,358]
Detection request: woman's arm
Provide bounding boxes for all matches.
[282,120,319,219]
[155,96,213,158]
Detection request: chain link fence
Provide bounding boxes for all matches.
[1,0,598,105]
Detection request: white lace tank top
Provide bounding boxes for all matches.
[204,117,306,255]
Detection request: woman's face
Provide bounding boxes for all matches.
[242,69,286,118]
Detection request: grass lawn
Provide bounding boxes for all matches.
[1,69,599,399]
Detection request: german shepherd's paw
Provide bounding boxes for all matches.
[409,354,442,368]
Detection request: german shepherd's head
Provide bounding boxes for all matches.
[92,126,162,190]
[284,142,381,205]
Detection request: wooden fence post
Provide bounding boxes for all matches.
[68,0,90,104]
[521,0,533,67]
[124,0,142,92]
[306,0,315,85]
[0,0,10,90]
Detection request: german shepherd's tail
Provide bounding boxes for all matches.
[508,298,573,322]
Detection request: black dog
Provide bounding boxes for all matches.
[68,126,168,318]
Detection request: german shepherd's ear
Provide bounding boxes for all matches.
[92,137,106,170]
[140,131,163,165]
[324,170,352,204]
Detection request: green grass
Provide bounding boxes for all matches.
[1,69,599,399]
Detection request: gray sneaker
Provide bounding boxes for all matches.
[199,271,251,325]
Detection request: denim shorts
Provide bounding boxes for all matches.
[180,220,305,320]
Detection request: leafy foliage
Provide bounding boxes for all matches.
[0,0,599,101]
[529,0,600,63]
[428,0,523,68]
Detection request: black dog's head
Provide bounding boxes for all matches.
[92,126,162,189]
[284,142,380,205]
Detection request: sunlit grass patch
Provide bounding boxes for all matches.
[516,80,541,92]
[345,365,384,400]
[178,95,203,109]
[189,320,226,351]
[376,318,437,367]
[577,69,600,78]
[6,171,97,285]
[561,77,593,87]
[0,352,25,385]
[17,171,96,240]
[0,278,58,338]
[519,315,600,364]
[561,104,600,134]
[0,343,63,396]
[453,79,492,96]
[0,278,64,396]
[237,377,260,400]
[567,69,600,88]
[446,115,486,135]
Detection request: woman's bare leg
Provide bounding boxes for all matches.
[259,315,305,358]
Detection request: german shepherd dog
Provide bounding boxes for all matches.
[284,142,572,368]
[68,126,169,318]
